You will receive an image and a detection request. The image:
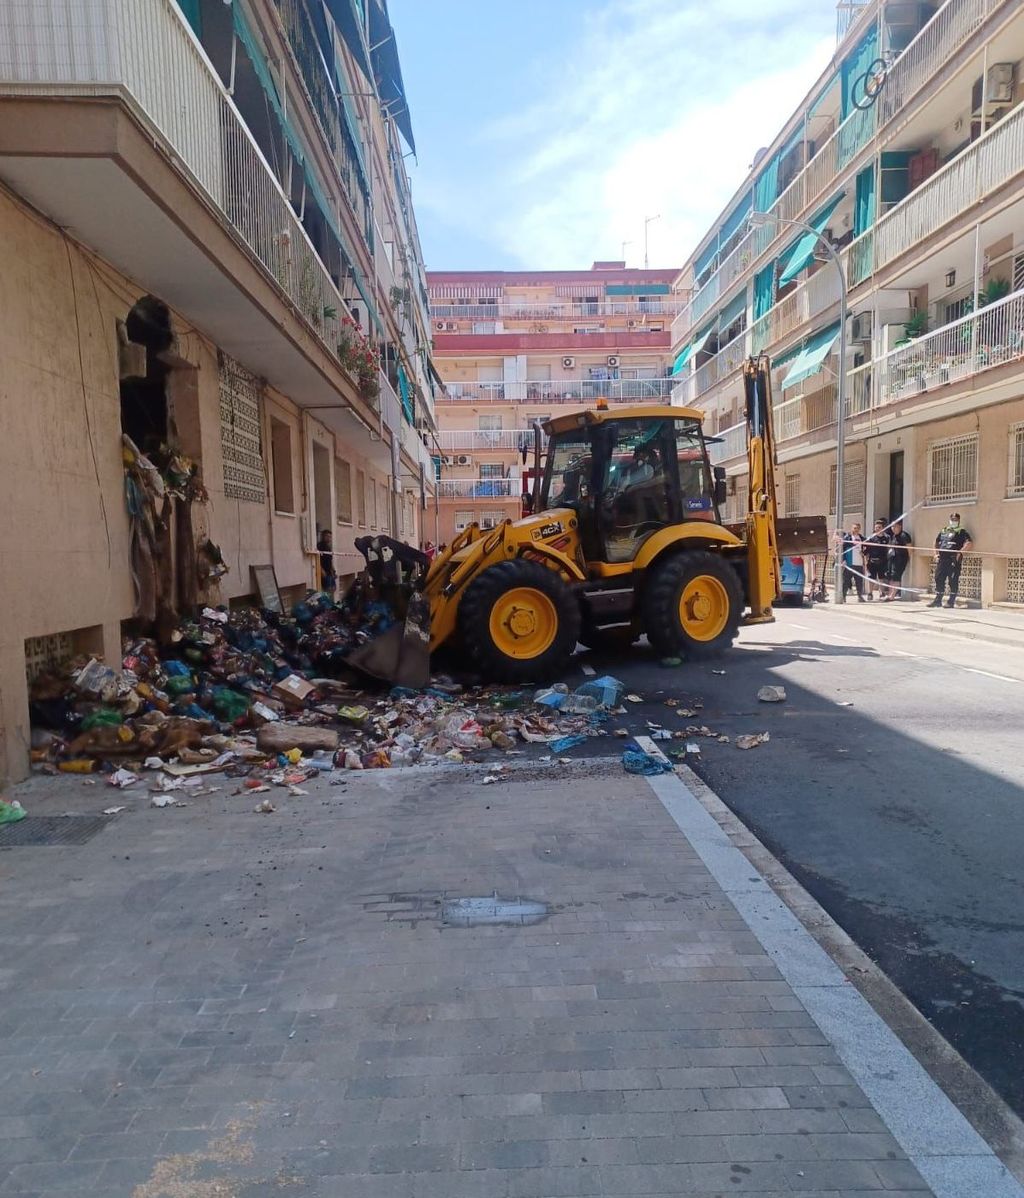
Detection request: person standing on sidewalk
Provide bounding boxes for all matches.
[930,512,973,608]
[840,522,866,601]
[885,519,912,600]
[863,519,891,601]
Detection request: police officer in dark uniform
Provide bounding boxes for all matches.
[930,512,973,608]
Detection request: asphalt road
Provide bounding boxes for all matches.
[571,601,1024,1119]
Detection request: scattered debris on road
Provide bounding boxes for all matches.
[735,732,771,750]
[757,685,787,703]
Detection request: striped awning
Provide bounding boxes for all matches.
[555,284,599,298]
[428,284,474,299]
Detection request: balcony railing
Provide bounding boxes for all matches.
[430,300,683,321]
[677,0,997,341]
[440,378,677,404]
[437,429,538,451]
[856,284,1024,409]
[709,424,747,465]
[0,0,378,408]
[437,478,518,499]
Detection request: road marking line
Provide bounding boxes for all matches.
[645,769,1024,1198]
[789,622,811,630]
[830,633,858,642]
[891,649,919,658]
[964,667,1022,684]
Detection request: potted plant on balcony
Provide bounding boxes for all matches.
[337,317,381,402]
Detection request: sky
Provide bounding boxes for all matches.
[388,0,839,273]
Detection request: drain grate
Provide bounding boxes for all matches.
[0,815,112,848]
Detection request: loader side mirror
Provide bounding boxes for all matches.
[713,465,727,508]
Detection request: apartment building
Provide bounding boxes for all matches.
[0,0,440,782]
[428,263,680,544]
[671,0,1024,606]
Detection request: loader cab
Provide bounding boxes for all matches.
[539,409,722,565]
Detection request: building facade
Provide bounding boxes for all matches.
[671,0,1024,605]
[0,0,440,783]
[428,264,680,544]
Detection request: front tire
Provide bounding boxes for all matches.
[459,559,581,683]
[642,551,742,659]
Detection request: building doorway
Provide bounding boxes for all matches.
[887,450,904,522]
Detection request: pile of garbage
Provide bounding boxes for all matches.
[26,598,637,788]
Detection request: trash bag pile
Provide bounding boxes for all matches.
[26,596,631,785]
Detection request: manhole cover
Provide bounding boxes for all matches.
[0,816,112,848]
[441,893,548,927]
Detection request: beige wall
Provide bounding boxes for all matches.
[0,188,399,783]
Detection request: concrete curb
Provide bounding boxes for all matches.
[669,762,1024,1192]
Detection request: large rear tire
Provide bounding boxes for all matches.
[642,551,742,659]
[459,559,581,683]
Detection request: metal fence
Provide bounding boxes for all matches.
[437,479,517,499]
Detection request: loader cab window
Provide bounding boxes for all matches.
[542,431,594,511]
[600,418,674,563]
[675,420,716,522]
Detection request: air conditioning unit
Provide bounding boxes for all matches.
[445,321,457,331]
[851,312,873,342]
[607,355,620,367]
[434,320,446,332]
[973,63,1015,115]
[627,319,637,328]
[562,356,576,369]
[455,454,472,466]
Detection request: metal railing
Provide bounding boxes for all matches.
[860,284,1024,407]
[437,478,518,499]
[0,0,382,411]
[708,423,747,465]
[676,0,997,341]
[441,378,676,403]
[871,101,1024,274]
[437,429,538,451]
[430,299,683,321]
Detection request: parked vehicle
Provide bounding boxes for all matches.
[778,556,806,604]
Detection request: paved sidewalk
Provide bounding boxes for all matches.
[0,761,1019,1196]
[824,594,1024,649]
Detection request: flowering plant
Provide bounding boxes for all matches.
[337,316,380,401]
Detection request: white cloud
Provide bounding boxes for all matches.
[414,0,836,269]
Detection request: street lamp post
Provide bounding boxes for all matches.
[749,212,848,604]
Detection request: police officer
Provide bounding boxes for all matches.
[930,512,973,608]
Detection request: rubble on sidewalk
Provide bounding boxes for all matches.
[26,597,630,789]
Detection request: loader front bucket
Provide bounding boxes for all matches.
[341,537,432,688]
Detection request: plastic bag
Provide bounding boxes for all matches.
[622,748,672,776]
[80,708,123,731]
[0,799,26,825]
[210,687,250,722]
[549,734,588,753]
[573,675,625,710]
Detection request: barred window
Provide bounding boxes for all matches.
[784,474,801,518]
[356,469,367,526]
[828,460,865,514]
[454,510,475,531]
[219,354,266,503]
[1009,423,1024,498]
[927,433,978,503]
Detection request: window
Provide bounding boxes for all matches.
[270,417,294,514]
[480,463,506,479]
[574,326,601,335]
[356,468,367,526]
[1008,423,1024,498]
[479,511,502,529]
[370,478,379,527]
[785,474,801,518]
[378,481,389,532]
[1013,253,1024,293]
[944,295,973,325]
[335,458,352,523]
[927,433,978,503]
[472,322,497,334]
[478,414,503,431]
[455,510,475,531]
[828,460,866,514]
[219,354,265,504]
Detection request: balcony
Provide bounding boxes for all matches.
[441,378,677,404]
[709,424,747,465]
[850,100,1024,281]
[0,0,383,436]
[437,429,538,452]
[853,284,1024,411]
[676,0,997,342]
[430,299,684,322]
[437,478,518,499]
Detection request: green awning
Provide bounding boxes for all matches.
[671,346,693,375]
[718,290,747,331]
[606,283,671,296]
[777,193,845,286]
[781,324,841,390]
[690,323,716,358]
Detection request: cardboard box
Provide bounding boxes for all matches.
[271,674,316,709]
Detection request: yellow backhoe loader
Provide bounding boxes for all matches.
[362,356,825,685]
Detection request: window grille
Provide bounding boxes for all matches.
[1008,423,1024,498]
[219,354,266,504]
[785,474,801,518]
[927,433,978,504]
[828,460,865,514]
